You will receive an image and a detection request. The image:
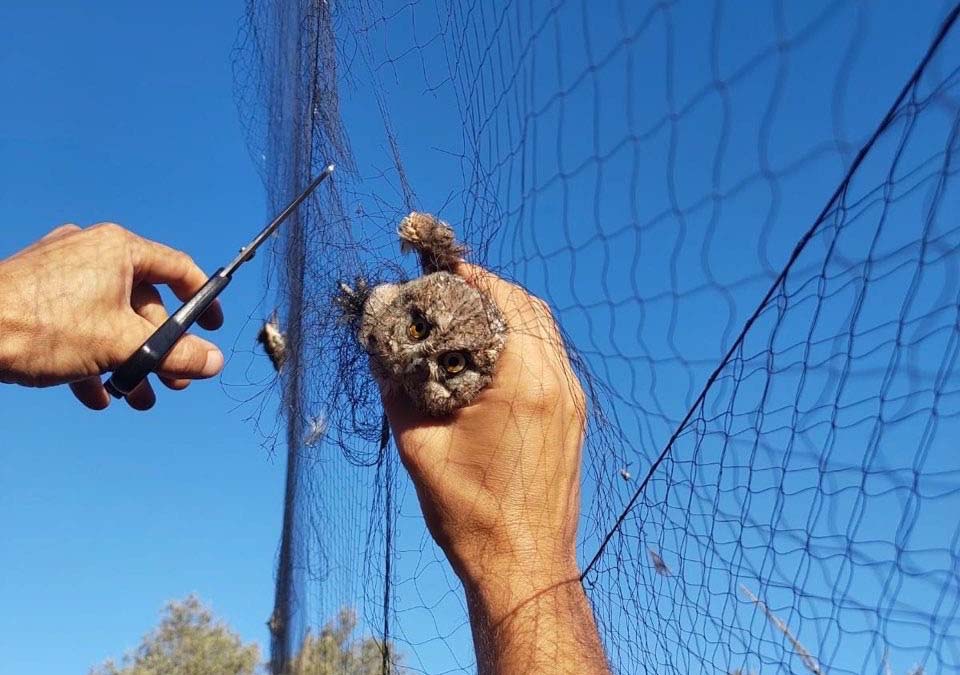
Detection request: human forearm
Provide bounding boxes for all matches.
[466,562,609,675]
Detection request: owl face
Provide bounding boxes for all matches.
[357,272,506,415]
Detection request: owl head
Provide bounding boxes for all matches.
[355,271,506,415]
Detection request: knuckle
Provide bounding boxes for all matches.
[519,376,564,415]
[530,295,551,313]
[517,369,587,424]
[91,222,128,240]
[179,251,197,271]
[168,248,197,274]
[181,339,208,369]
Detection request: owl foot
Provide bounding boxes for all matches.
[398,212,467,274]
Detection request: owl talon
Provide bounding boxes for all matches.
[398,212,467,274]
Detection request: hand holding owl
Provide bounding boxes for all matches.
[339,213,607,672]
[339,213,587,589]
[386,264,606,672]
[380,258,589,598]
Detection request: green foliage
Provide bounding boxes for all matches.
[89,596,400,675]
[89,595,260,675]
[290,606,400,675]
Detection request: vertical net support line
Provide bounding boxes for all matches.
[380,416,394,675]
[261,1,337,671]
[242,0,362,671]
[270,109,313,675]
[270,211,308,673]
[267,8,309,672]
[582,0,960,581]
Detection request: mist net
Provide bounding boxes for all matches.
[234,1,960,673]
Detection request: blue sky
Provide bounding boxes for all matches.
[0,2,281,673]
[1,1,958,674]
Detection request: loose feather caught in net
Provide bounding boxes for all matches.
[233,1,960,673]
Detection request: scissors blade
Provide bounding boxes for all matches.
[223,163,335,277]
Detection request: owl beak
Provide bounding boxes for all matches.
[404,357,429,378]
[405,357,441,382]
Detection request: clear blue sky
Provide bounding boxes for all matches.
[1,2,957,675]
[0,2,281,673]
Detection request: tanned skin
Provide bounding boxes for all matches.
[381,262,610,674]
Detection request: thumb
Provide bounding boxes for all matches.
[117,315,224,381]
[377,376,455,481]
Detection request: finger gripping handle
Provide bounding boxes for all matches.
[105,272,231,398]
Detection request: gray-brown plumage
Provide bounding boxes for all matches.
[338,212,506,416]
[258,310,287,373]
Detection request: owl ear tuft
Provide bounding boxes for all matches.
[335,277,372,326]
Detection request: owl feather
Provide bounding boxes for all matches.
[258,311,287,372]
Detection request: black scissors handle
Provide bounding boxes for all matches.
[104,164,334,398]
[104,270,231,398]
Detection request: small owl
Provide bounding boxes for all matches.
[337,212,506,416]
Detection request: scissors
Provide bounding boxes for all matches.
[104,163,335,398]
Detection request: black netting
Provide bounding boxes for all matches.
[233,1,960,673]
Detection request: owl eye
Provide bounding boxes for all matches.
[407,316,432,341]
[439,351,468,375]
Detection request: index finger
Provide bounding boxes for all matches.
[129,235,225,330]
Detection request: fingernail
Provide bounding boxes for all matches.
[203,350,224,377]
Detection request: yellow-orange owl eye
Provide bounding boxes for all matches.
[439,351,467,375]
[407,317,431,341]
